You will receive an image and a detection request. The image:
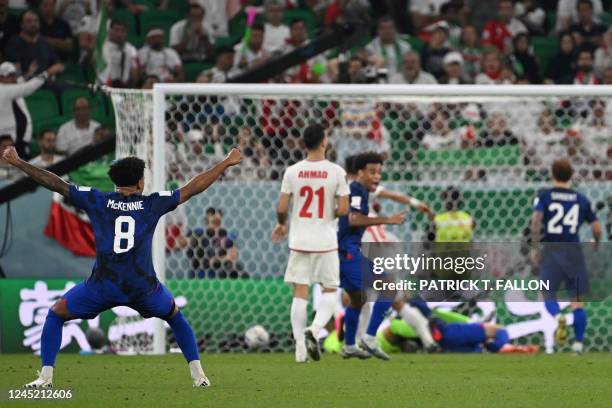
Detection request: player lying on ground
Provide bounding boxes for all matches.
[379,312,538,354]
[337,152,412,360]
[2,146,242,388]
[529,159,601,354]
[272,124,349,363]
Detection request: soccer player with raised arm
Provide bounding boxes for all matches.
[530,159,602,354]
[337,152,408,359]
[2,145,242,388]
[272,124,350,363]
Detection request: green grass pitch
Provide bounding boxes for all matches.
[1,353,611,407]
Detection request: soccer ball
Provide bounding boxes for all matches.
[244,325,270,350]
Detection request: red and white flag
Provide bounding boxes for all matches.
[44,192,96,257]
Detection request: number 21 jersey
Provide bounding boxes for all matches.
[280,160,350,252]
[69,185,180,301]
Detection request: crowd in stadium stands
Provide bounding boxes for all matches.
[0,0,611,182]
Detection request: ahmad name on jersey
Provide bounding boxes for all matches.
[69,185,180,302]
[280,159,349,252]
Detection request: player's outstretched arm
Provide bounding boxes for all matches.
[178,148,242,204]
[349,211,406,227]
[378,189,434,217]
[1,146,69,197]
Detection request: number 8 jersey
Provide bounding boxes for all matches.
[69,185,180,301]
[280,160,350,252]
[533,187,597,242]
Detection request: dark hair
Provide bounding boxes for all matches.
[344,155,357,175]
[290,18,305,28]
[0,134,13,144]
[110,19,127,29]
[251,23,264,32]
[38,128,55,139]
[551,159,573,182]
[20,9,37,24]
[108,157,145,187]
[353,151,383,172]
[215,45,234,58]
[206,207,223,216]
[377,16,394,27]
[577,0,593,10]
[303,124,325,150]
[577,47,594,58]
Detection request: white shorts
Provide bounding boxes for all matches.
[284,250,339,288]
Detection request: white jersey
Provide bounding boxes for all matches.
[281,159,350,252]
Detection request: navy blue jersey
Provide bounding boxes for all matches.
[533,187,597,243]
[69,185,180,302]
[338,181,369,254]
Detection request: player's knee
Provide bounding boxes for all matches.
[51,300,73,321]
[293,284,309,300]
[483,323,500,339]
[391,299,404,311]
[570,301,584,310]
[321,286,337,294]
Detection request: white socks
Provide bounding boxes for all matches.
[356,303,372,341]
[41,366,53,380]
[399,304,436,347]
[291,297,308,346]
[308,291,337,337]
[189,360,204,380]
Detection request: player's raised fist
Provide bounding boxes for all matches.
[224,148,242,166]
[1,146,21,166]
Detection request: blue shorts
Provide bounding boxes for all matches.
[539,249,589,299]
[62,282,176,320]
[440,323,486,353]
[339,251,374,292]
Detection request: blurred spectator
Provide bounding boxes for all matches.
[410,0,449,33]
[603,66,612,84]
[196,46,240,83]
[510,33,541,83]
[556,0,603,33]
[330,55,368,83]
[233,23,269,71]
[479,111,519,147]
[481,0,527,54]
[475,49,513,84]
[92,124,112,143]
[440,51,470,84]
[0,0,20,57]
[0,134,18,180]
[56,97,100,155]
[514,0,545,35]
[439,1,463,45]
[545,31,577,84]
[39,0,74,59]
[594,27,612,79]
[284,18,327,83]
[458,25,482,82]
[97,19,138,87]
[522,108,566,169]
[173,125,225,180]
[422,110,462,150]
[29,129,65,167]
[186,207,245,279]
[263,0,289,53]
[138,27,184,83]
[227,127,270,181]
[465,0,498,33]
[118,0,147,15]
[0,61,63,158]
[196,0,229,39]
[420,21,452,81]
[170,1,213,62]
[5,9,60,74]
[365,16,411,79]
[573,48,599,84]
[75,0,110,65]
[389,51,437,84]
[57,0,95,33]
[568,0,608,49]
[581,99,611,164]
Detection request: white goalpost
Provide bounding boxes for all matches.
[107,84,611,355]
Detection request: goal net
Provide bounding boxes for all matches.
[108,84,611,354]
